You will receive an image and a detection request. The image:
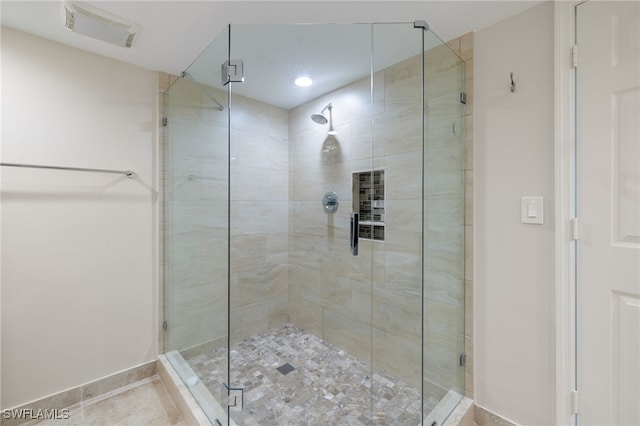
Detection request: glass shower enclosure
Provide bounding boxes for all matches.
[163,22,465,425]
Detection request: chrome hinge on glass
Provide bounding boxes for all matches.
[459,352,467,367]
[162,320,168,331]
[222,60,244,86]
[459,92,467,105]
[224,383,244,412]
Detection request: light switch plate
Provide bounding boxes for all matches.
[521,196,544,224]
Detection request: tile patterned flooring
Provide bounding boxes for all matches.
[29,377,182,426]
[187,324,437,425]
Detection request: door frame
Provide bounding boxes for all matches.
[554,1,582,425]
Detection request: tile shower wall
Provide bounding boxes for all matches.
[229,93,290,343]
[163,76,289,353]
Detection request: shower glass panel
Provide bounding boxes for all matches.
[163,26,230,424]
[422,29,466,423]
[163,21,465,426]
[369,23,424,423]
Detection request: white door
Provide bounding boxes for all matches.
[576,1,640,425]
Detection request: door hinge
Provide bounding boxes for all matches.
[162,117,168,127]
[224,383,244,412]
[572,390,579,415]
[459,92,467,105]
[162,320,168,331]
[572,45,578,68]
[222,60,244,86]
[459,352,467,367]
[413,20,429,30]
[571,217,579,241]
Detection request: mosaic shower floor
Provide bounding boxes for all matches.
[187,324,438,425]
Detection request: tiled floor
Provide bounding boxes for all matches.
[187,323,438,425]
[30,377,182,426]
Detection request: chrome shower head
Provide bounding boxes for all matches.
[311,113,328,125]
[310,103,334,130]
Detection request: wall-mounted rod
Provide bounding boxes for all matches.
[0,162,135,178]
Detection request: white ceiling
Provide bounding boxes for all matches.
[1,1,542,108]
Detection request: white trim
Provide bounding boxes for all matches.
[554,1,580,425]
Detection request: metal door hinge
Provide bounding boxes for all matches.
[459,352,467,367]
[459,92,467,105]
[162,320,168,331]
[572,45,578,68]
[571,217,579,241]
[222,60,244,86]
[224,383,244,412]
[572,390,579,415]
[162,117,168,127]
[414,20,429,30]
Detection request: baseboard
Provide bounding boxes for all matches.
[1,361,156,426]
[474,404,519,426]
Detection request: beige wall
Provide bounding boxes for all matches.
[1,28,158,409]
[474,2,555,425]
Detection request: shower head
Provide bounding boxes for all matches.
[311,113,328,125]
[310,103,336,135]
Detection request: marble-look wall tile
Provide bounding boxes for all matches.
[288,293,323,338]
[268,293,289,328]
[464,334,474,398]
[384,198,422,248]
[373,329,422,389]
[373,103,422,157]
[460,32,474,62]
[372,286,422,342]
[230,300,269,343]
[446,38,461,58]
[384,151,422,200]
[323,309,371,362]
[423,344,461,394]
[384,55,421,104]
[165,79,289,351]
[475,405,517,426]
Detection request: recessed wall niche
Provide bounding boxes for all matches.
[353,169,385,241]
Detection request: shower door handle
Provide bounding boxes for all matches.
[350,212,359,256]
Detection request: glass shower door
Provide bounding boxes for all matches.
[226,23,378,424]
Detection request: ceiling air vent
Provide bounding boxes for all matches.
[64,2,139,48]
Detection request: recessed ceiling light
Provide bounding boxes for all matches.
[64,2,140,48]
[294,76,313,87]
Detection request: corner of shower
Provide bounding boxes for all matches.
[162,21,467,426]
